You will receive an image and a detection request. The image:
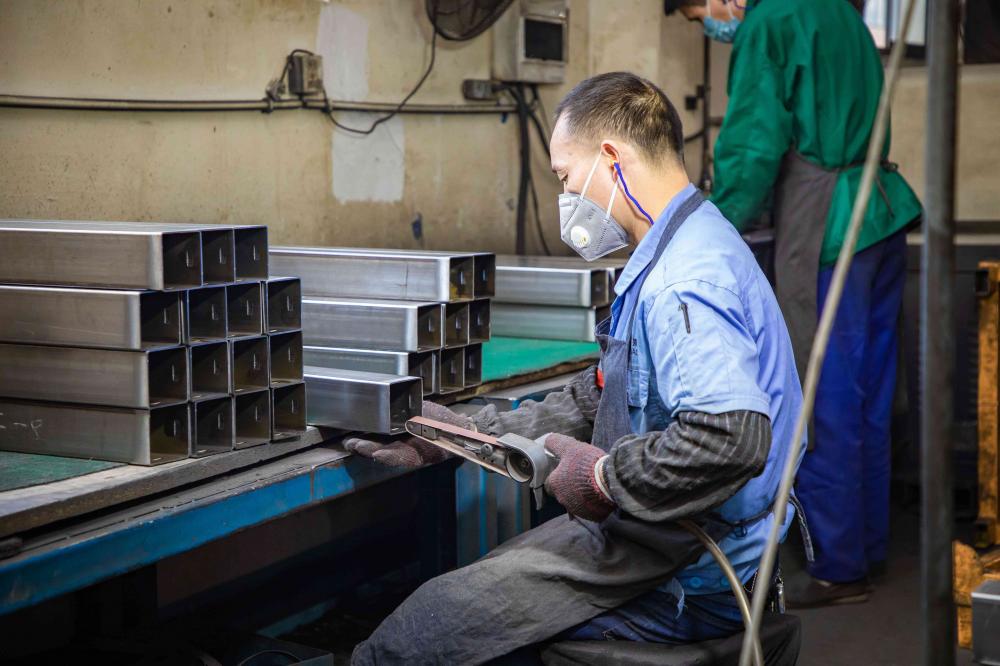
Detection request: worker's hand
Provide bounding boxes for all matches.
[543,433,615,522]
[342,401,474,468]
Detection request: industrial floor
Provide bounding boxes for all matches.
[783,500,975,666]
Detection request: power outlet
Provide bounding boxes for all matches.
[462,79,498,101]
[289,53,324,96]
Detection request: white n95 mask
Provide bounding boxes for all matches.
[558,153,629,261]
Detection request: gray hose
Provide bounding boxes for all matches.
[679,519,764,666]
[736,1,919,664]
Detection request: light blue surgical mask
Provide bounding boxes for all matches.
[703,0,741,43]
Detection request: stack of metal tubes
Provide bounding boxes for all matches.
[491,255,625,342]
[0,220,306,466]
[269,247,495,436]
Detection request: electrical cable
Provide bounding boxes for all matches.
[679,520,763,666]
[736,0,919,663]
[529,170,553,256]
[511,82,531,254]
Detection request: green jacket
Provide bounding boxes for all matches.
[709,0,922,266]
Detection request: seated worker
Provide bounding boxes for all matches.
[345,72,805,665]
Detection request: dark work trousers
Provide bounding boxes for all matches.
[794,229,906,583]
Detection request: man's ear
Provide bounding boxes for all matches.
[600,141,621,168]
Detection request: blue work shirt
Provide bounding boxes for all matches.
[609,183,805,595]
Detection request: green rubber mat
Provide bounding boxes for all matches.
[0,451,123,492]
[482,337,600,382]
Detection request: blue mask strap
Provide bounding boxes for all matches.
[614,162,656,226]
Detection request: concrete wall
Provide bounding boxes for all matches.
[0,0,706,254]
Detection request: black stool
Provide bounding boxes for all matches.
[539,612,801,666]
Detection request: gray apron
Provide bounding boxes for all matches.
[771,151,839,391]
[352,191,731,666]
[772,150,901,450]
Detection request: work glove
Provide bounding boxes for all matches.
[543,433,616,522]
[342,402,473,468]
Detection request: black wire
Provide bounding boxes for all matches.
[529,170,553,255]
[284,5,440,135]
[511,83,531,254]
[530,84,552,135]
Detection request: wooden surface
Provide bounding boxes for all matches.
[979,261,1000,547]
[953,540,1000,648]
[0,427,331,540]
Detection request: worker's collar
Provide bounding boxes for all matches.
[614,182,699,297]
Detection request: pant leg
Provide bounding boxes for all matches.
[859,231,907,565]
[558,584,743,644]
[796,241,882,583]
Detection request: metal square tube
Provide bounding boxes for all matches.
[264,277,302,333]
[234,388,271,449]
[190,397,234,458]
[269,247,473,302]
[0,220,203,290]
[272,381,307,440]
[463,343,483,388]
[233,226,269,281]
[303,346,437,397]
[0,285,182,350]
[495,256,611,307]
[469,298,492,343]
[231,336,270,394]
[437,347,466,394]
[228,282,263,337]
[301,298,444,352]
[0,399,189,465]
[189,341,231,401]
[186,286,228,342]
[491,304,610,342]
[0,343,188,408]
[444,302,471,349]
[269,330,304,387]
[304,367,421,435]
[199,228,237,284]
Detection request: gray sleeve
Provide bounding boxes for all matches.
[603,410,771,522]
[470,365,601,441]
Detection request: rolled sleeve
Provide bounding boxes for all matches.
[645,280,770,417]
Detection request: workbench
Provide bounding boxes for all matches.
[0,337,599,620]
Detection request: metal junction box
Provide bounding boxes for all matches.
[492,0,568,84]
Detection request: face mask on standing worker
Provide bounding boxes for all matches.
[703,0,741,43]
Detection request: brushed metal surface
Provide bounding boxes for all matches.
[189,340,231,401]
[227,282,263,337]
[323,248,496,298]
[231,336,269,394]
[301,297,444,352]
[444,302,471,349]
[269,330,304,387]
[437,347,466,394]
[510,255,626,286]
[0,343,189,408]
[264,277,302,333]
[190,397,234,458]
[463,343,483,388]
[234,388,271,449]
[491,303,611,342]
[304,366,421,435]
[0,221,202,290]
[186,285,228,342]
[272,381,307,440]
[495,256,611,307]
[269,246,472,302]
[0,399,189,465]
[303,346,437,397]
[0,285,182,350]
[469,298,492,343]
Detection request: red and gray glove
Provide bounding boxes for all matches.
[343,402,472,468]
[543,433,616,522]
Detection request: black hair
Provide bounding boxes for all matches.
[554,71,685,166]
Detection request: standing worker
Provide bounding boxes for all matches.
[665,0,922,606]
[345,72,805,664]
